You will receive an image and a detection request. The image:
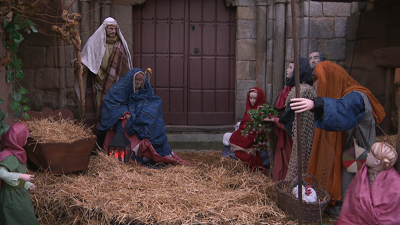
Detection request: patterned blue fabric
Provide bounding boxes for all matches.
[100,68,172,156]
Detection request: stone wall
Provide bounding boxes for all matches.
[234,0,352,121]
[17,0,134,119]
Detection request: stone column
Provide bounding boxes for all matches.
[266,0,274,103]
[256,0,268,94]
[100,0,112,21]
[94,1,101,31]
[80,0,91,45]
[273,0,286,101]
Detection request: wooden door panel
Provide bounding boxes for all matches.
[170,89,184,112]
[156,21,169,54]
[171,0,184,20]
[133,0,235,125]
[156,89,169,113]
[141,0,155,19]
[142,21,155,53]
[216,57,229,89]
[203,24,215,55]
[230,90,235,112]
[203,0,215,22]
[170,21,184,54]
[217,24,230,56]
[133,20,141,54]
[217,0,230,22]
[202,58,215,89]
[133,55,140,68]
[155,55,169,87]
[216,90,229,112]
[189,90,201,112]
[170,56,184,88]
[141,55,155,84]
[189,23,201,56]
[189,0,202,22]
[203,91,215,112]
[189,57,201,89]
[156,0,170,19]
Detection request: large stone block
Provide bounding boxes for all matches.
[335,17,347,38]
[22,32,58,47]
[34,68,62,90]
[310,18,334,38]
[65,68,75,88]
[267,20,274,39]
[236,0,257,7]
[249,61,257,80]
[46,47,57,68]
[117,5,133,26]
[19,69,35,91]
[300,39,309,58]
[237,39,257,61]
[17,45,46,69]
[235,100,246,121]
[267,40,274,61]
[267,4,274,20]
[351,2,360,15]
[310,1,322,17]
[236,61,250,80]
[323,2,351,17]
[285,39,293,61]
[237,6,257,20]
[65,46,75,68]
[309,38,318,53]
[57,46,66,68]
[286,16,292,39]
[237,20,257,39]
[318,38,346,61]
[66,88,79,108]
[300,17,309,39]
[120,25,133,47]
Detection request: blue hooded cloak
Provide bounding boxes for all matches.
[99,68,172,156]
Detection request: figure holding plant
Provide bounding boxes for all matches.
[264,57,316,181]
[229,87,276,171]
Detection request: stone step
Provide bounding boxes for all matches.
[166,125,235,150]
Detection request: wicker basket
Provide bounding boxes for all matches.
[275,174,331,223]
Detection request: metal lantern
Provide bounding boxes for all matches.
[108,129,132,163]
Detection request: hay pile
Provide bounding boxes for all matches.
[376,134,397,148]
[21,117,93,143]
[30,151,292,225]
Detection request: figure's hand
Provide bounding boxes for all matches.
[263,117,274,122]
[74,61,82,69]
[125,114,131,119]
[19,174,34,182]
[257,105,264,110]
[290,98,314,113]
[29,184,36,190]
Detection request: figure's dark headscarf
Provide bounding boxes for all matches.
[277,57,314,136]
[100,68,172,156]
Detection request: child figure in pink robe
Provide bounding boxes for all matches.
[334,142,400,225]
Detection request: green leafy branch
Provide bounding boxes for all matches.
[1,3,38,135]
[241,103,279,151]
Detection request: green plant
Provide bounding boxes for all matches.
[0,98,10,135]
[1,1,38,135]
[241,103,279,151]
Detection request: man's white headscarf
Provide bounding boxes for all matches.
[81,17,133,74]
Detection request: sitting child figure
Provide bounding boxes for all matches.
[334,142,400,225]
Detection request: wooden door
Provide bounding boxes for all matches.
[133,0,235,125]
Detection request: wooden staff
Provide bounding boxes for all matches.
[290,0,303,223]
[52,10,84,121]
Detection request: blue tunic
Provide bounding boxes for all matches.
[315,92,365,131]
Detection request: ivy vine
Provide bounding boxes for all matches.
[1,1,38,136]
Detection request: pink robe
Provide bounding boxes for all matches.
[334,164,400,225]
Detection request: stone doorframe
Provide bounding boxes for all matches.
[76,0,272,122]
